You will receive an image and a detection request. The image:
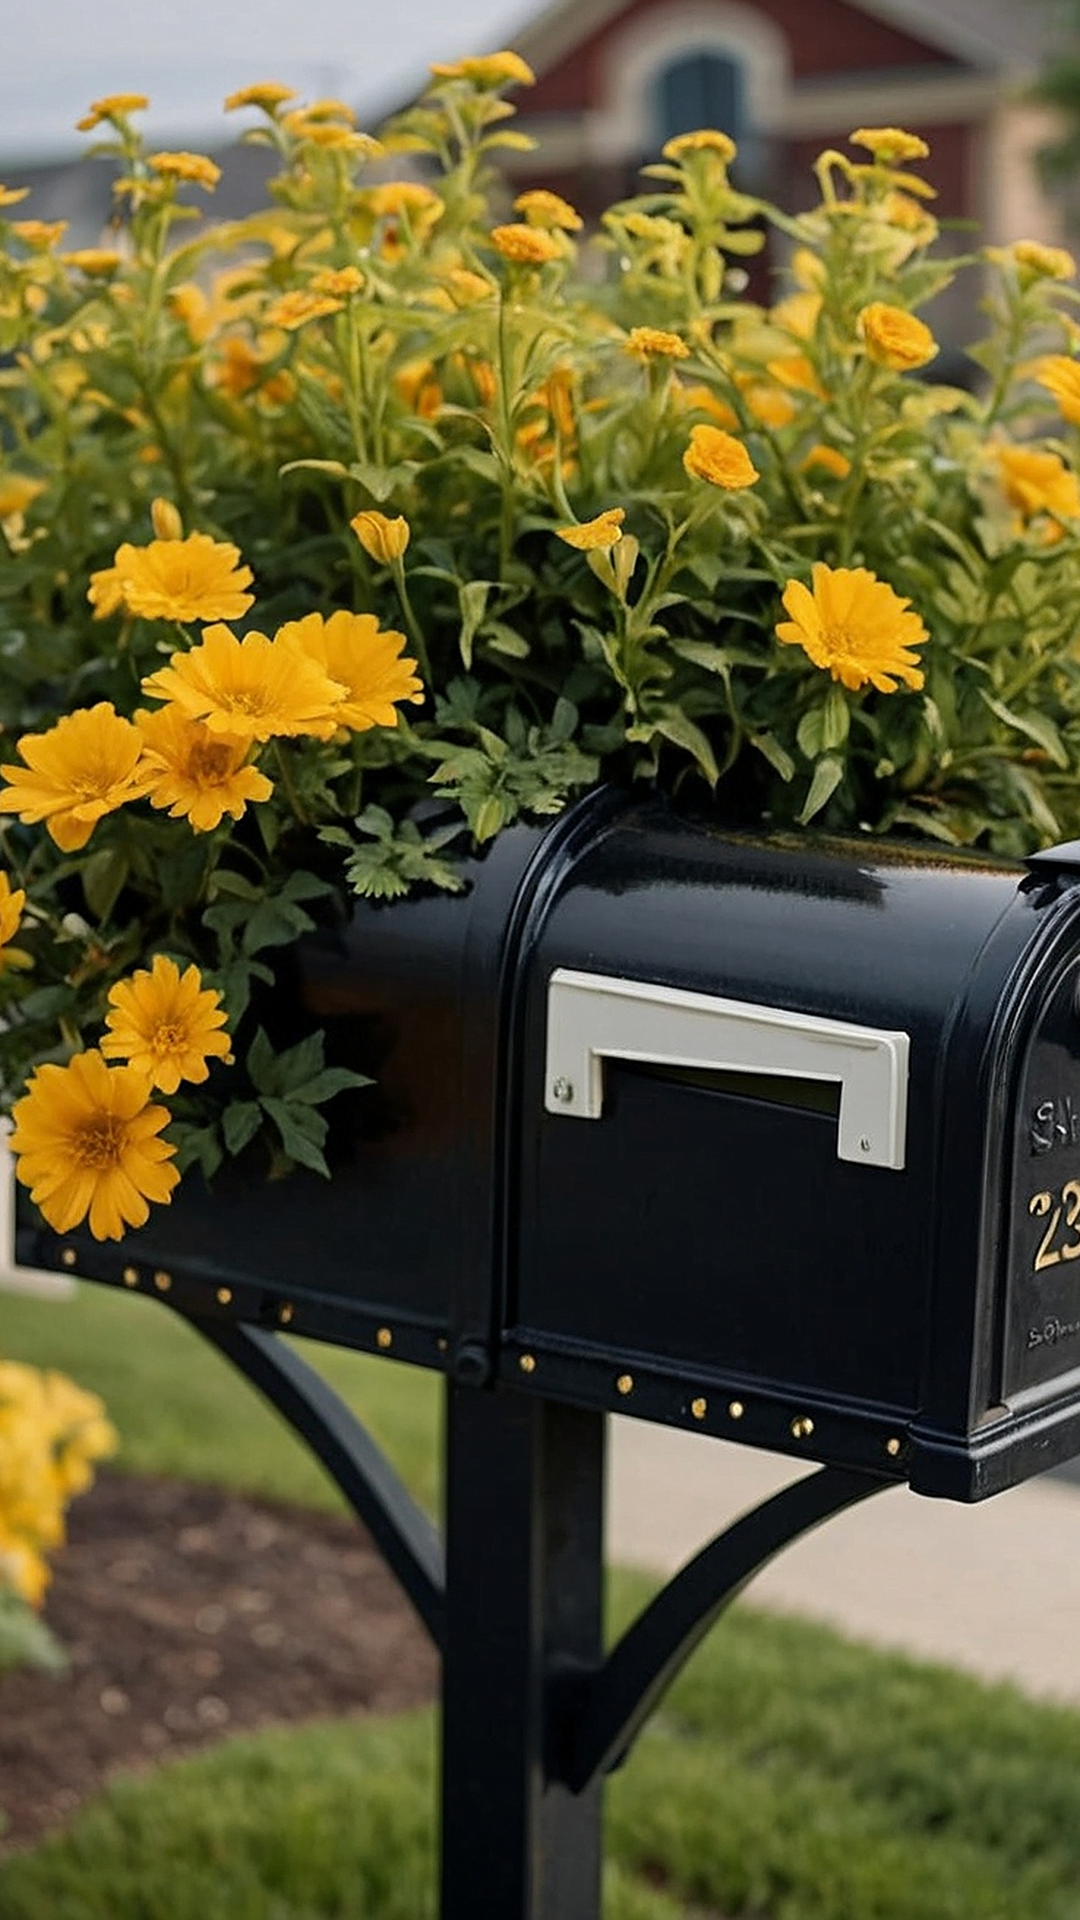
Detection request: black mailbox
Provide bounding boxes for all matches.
[19,787,1080,1500]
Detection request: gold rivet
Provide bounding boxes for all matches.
[60,1248,77,1269]
[278,1302,294,1326]
[885,1436,902,1458]
[728,1400,745,1421]
[690,1396,707,1421]
[791,1416,815,1441]
[436,1337,448,1353]
[153,1270,172,1293]
[122,1266,138,1287]
[616,1373,634,1396]
[518,1352,536,1374]
[216,1287,233,1307]
[376,1327,392,1350]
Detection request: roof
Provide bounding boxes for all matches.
[514,0,1053,75]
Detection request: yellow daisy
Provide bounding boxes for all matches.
[148,152,221,191]
[683,425,760,489]
[626,327,689,361]
[1036,356,1080,426]
[112,533,254,625]
[141,623,346,744]
[134,705,274,832]
[223,83,298,113]
[858,303,937,372]
[490,224,561,266]
[75,94,149,131]
[430,51,534,88]
[0,704,149,851]
[556,508,626,550]
[102,954,231,1094]
[513,190,582,232]
[996,445,1080,529]
[776,563,927,693]
[276,611,424,731]
[10,1049,179,1243]
[351,511,410,563]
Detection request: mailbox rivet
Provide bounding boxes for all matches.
[727,1400,745,1421]
[122,1266,138,1287]
[153,1270,172,1293]
[436,1337,448,1353]
[552,1077,574,1105]
[690,1397,707,1421]
[60,1248,77,1269]
[616,1373,634,1396]
[376,1326,393,1350]
[791,1416,815,1441]
[519,1353,537,1374]
[216,1287,233,1307]
[278,1303,294,1326]
[859,1137,871,1154]
[885,1436,903,1458]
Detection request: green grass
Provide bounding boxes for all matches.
[0,1281,440,1514]
[6,1598,1080,1918]
[7,1283,1080,1917]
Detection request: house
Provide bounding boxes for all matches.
[502,0,1063,322]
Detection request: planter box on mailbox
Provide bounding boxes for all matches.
[19,788,1080,1500]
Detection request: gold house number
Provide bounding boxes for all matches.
[1029,1182,1080,1271]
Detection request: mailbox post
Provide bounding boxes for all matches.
[18,788,1080,1914]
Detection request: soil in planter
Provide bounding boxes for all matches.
[0,1470,439,1856]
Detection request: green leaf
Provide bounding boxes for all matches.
[246,1027,276,1095]
[260,1097,330,1176]
[798,755,844,825]
[980,692,1069,766]
[0,1590,67,1675]
[222,1100,263,1156]
[289,1066,370,1105]
[751,732,795,781]
[821,685,850,752]
[458,579,493,670]
[81,847,128,923]
[797,706,826,760]
[651,708,719,786]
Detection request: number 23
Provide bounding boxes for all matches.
[1029,1181,1080,1271]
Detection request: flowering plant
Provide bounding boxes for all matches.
[3,67,1080,1241]
[0,1352,115,1667]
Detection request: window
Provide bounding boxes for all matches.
[653,49,766,188]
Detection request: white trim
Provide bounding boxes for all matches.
[0,1124,75,1298]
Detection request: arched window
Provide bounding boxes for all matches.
[653,48,766,188]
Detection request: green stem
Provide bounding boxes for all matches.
[391,560,434,689]
[272,742,310,826]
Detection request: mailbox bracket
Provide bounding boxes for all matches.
[544,968,909,1170]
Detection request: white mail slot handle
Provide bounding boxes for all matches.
[544,968,909,1170]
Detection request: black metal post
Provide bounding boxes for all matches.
[440,1382,606,1919]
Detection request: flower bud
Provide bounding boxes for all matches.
[150,497,183,541]
[351,511,410,564]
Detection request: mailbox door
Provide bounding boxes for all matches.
[507,800,1025,1469]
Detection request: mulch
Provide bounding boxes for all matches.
[0,1470,439,1856]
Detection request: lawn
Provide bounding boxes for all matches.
[5,1283,1080,1919]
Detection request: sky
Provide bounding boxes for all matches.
[0,0,538,163]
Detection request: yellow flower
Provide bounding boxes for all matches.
[676,383,739,430]
[308,266,364,298]
[351,511,410,563]
[134,705,274,832]
[63,247,122,278]
[148,152,221,191]
[102,954,231,1094]
[626,327,689,360]
[87,564,125,620]
[1012,240,1076,282]
[281,115,379,156]
[662,129,736,164]
[75,94,149,131]
[850,127,929,164]
[0,474,44,518]
[0,185,30,207]
[141,624,345,744]
[490,224,561,266]
[683,425,760,489]
[364,181,443,223]
[858,302,937,371]
[224,82,298,113]
[443,267,495,306]
[996,445,1080,527]
[0,704,149,851]
[276,611,424,731]
[557,508,626,550]
[10,220,67,250]
[10,1049,179,1243]
[264,288,343,330]
[884,192,938,247]
[1036,356,1080,425]
[800,443,852,480]
[112,533,255,624]
[430,51,535,88]
[0,1527,49,1608]
[0,871,25,949]
[513,190,583,232]
[776,563,927,693]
